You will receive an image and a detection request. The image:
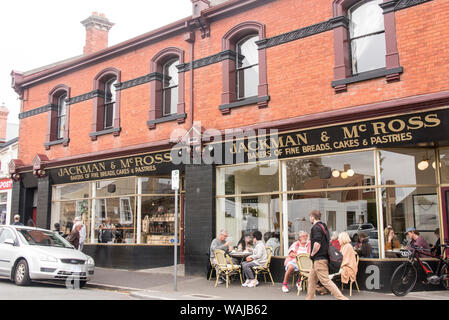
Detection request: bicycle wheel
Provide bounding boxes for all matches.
[441,263,449,290]
[390,262,417,296]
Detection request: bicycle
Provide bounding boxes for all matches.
[390,242,449,296]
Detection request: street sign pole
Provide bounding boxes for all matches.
[171,170,180,291]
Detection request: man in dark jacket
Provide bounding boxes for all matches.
[67,223,82,249]
[306,210,348,300]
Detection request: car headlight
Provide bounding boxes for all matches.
[39,255,58,263]
[86,256,95,266]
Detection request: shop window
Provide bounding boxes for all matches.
[91,68,121,140]
[148,47,186,129]
[45,84,70,149]
[439,148,449,184]
[140,195,180,245]
[284,151,375,192]
[216,195,280,254]
[379,149,437,186]
[95,178,136,198]
[216,161,279,196]
[220,21,269,114]
[93,197,136,244]
[283,190,379,257]
[141,177,175,194]
[382,187,440,258]
[332,0,402,92]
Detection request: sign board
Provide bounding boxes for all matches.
[171,170,180,190]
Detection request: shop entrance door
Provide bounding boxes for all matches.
[441,188,449,242]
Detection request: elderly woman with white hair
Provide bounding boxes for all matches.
[338,232,358,285]
[281,231,311,293]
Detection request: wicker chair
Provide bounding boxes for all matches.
[213,249,243,288]
[296,253,313,295]
[252,247,275,286]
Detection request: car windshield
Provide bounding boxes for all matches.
[17,229,73,248]
[347,225,359,230]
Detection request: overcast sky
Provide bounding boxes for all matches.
[0,0,193,124]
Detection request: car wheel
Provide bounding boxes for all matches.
[14,259,31,286]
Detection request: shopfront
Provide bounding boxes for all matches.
[44,149,185,269]
[0,179,13,225]
[211,106,449,291]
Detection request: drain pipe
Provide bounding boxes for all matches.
[186,31,195,129]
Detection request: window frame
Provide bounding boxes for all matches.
[220,21,269,114]
[148,47,186,130]
[90,67,121,140]
[161,58,180,117]
[45,84,70,149]
[235,35,260,101]
[331,0,402,93]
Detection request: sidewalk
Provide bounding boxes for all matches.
[86,265,449,300]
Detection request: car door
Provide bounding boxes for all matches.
[0,228,17,275]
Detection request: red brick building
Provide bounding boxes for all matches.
[10,0,449,290]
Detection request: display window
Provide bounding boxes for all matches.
[51,175,183,246]
[216,148,443,259]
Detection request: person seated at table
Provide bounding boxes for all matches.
[406,227,430,258]
[237,233,253,252]
[385,226,401,251]
[339,232,358,285]
[354,232,372,258]
[330,231,341,251]
[241,231,268,288]
[210,229,235,285]
[266,232,280,255]
[430,228,441,257]
[282,231,310,293]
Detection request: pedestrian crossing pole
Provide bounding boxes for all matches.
[171,170,180,291]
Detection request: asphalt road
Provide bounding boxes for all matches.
[0,276,135,300]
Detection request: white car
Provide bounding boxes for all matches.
[0,225,94,287]
[346,223,376,242]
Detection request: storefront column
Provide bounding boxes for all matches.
[10,180,24,224]
[184,164,216,276]
[36,175,52,229]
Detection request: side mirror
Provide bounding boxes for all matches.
[4,238,15,246]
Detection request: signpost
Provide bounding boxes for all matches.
[171,170,180,291]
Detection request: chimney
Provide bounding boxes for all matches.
[0,104,9,144]
[191,0,210,18]
[81,12,114,55]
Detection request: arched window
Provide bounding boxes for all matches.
[236,35,259,100]
[349,0,385,74]
[91,68,121,140]
[220,21,268,114]
[103,77,117,129]
[331,0,402,92]
[162,58,179,116]
[148,48,186,129]
[45,84,70,149]
[56,93,67,140]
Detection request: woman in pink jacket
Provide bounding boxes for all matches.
[282,231,311,293]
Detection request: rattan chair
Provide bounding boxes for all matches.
[208,257,216,281]
[296,253,313,295]
[252,247,275,286]
[213,249,243,288]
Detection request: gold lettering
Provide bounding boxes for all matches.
[372,122,387,135]
[424,114,441,128]
[296,133,308,145]
[407,116,424,130]
[387,119,406,133]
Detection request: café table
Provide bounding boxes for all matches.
[228,251,252,264]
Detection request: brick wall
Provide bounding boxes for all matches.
[16,0,448,165]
